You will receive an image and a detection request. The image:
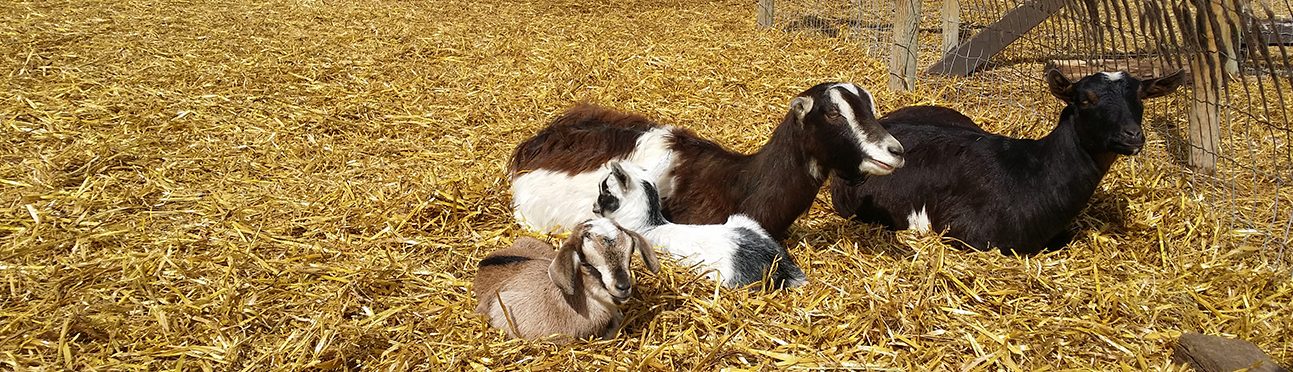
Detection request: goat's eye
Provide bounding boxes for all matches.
[1080,92,1099,106]
[826,110,842,119]
[582,263,602,278]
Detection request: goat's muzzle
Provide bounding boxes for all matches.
[1109,129,1146,155]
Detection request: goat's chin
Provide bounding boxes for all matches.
[859,159,897,176]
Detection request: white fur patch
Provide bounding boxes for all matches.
[512,169,608,233]
[830,82,861,97]
[906,206,931,233]
[807,158,823,180]
[724,214,765,231]
[645,224,734,284]
[1101,71,1126,81]
[511,128,678,234]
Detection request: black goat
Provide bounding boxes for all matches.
[830,70,1185,254]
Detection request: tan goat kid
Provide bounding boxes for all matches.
[473,218,659,341]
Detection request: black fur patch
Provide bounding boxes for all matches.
[641,181,668,226]
[729,228,806,289]
[479,255,532,267]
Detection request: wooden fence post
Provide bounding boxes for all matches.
[758,0,775,28]
[1179,0,1225,173]
[1215,0,1245,76]
[890,0,921,91]
[942,0,961,54]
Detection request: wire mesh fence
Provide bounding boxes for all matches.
[762,0,1292,261]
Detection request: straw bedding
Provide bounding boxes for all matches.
[1,0,1289,369]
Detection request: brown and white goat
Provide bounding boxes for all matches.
[509,82,905,239]
[473,218,659,342]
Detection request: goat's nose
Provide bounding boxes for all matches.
[1123,129,1145,141]
[888,145,905,156]
[615,283,631,292]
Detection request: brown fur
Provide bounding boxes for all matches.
[509,103,659,175]
[661,121,823,239]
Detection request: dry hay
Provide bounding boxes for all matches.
[1,0,1291,370]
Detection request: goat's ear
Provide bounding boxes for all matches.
[1045,69,1076,103]
[790,97,814,124]
[1139,69,1186,99]
[549,225,588,295]
[627,230,659,273]
[609,163,629,190]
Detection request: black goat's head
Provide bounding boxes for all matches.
[789,82,906,182]
[1046,69,1185,155]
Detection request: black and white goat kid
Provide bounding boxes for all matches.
[594,161,807,289]
[830,70,1185,254]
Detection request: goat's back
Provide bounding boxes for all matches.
[473,237,556,315]
[881,105,984,133]
[509,104,661,175]
[648,217,806,289]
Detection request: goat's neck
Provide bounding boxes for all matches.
[1037,107,1116,190]
[563,270,614,314]
[739,119,822,231]
[560,273,590,316]
[615,210,669,235]
[614,194,671,233]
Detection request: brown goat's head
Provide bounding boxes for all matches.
[550,218,659,304]
[789,82,905,182]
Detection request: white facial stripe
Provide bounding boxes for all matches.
[862,89,878,118]
[1101,71,1126,81]
[830,83,861,97]
[829,89,870,146]
[579,247,617,291]
[830,84,878,121]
